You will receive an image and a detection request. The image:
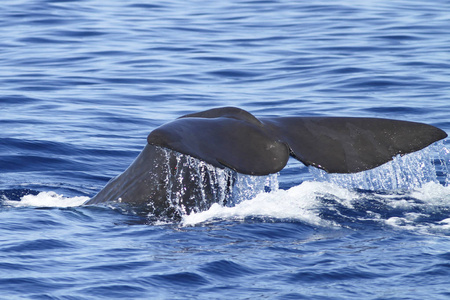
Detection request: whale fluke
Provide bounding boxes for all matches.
[148,107,447,174]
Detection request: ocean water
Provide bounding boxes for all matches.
[1,0,450,299]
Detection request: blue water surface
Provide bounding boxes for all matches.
[1,0,450,299]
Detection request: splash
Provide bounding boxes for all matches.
[181,178,450,233]
[4,191,88,208]
[181,181,352,227]
[182,142,450,233]
[383,182,450,232]
[163,149,278,216]
[309,141,450,191]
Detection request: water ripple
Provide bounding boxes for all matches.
[200,260,256,278]
[2,238,74,253]
[1,0,450,299]
[144,272,210,287]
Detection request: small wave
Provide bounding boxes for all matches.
[384,182,450,232]
[181,181,351,227]
[182,180,450,234]
[4,191,88,208]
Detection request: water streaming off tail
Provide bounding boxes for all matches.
[162,149,279,217]
[309,142,450,191]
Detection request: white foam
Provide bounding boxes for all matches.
[437,218,450,230]
[181,181,354,226]
[365,182,450,232]
[4,191,89,208]
[180,175,450,231]
[410,182,450,203]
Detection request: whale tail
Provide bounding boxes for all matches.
[148,107,447,174]
[88,107,447,218]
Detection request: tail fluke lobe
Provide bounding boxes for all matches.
[262,117,447,173]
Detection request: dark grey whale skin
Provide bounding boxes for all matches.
[86,144,235,218]
[86,107,447,218]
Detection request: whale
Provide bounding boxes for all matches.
[85,107,447,218]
